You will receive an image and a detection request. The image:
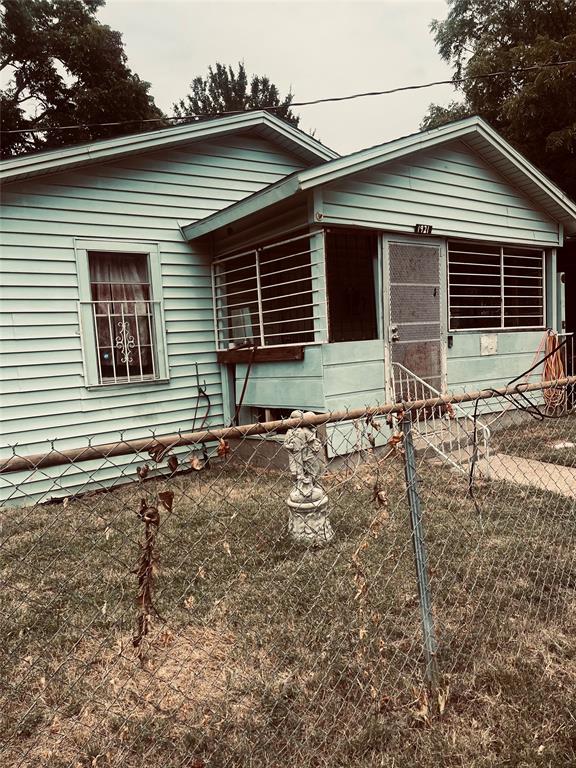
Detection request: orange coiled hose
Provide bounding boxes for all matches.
[520,330,566,413]
[542,330,566,411]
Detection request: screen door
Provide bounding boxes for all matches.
[387,240,443,394]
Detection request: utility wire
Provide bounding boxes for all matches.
[1,59,575,136]
[289,60,576,106]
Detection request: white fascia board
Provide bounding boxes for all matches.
[471,121,576,230]
[181,175,302,241]
[0,111,337,183]
[297,117,483,189]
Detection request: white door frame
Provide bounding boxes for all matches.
[380,233,448,400]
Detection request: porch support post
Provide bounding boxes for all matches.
[308,225,327,344]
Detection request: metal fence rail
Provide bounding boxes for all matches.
[1,379,575,767]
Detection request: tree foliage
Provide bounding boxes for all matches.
[422,0,576,198]
[0,0,164,158]
[173,62,299,127]
[420,100,472,131]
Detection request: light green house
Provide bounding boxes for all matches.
[2,113,576,503]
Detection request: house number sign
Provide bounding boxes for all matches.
[414,224,433,235]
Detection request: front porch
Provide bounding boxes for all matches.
[211,224,455,423]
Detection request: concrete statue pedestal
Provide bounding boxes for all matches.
[284,410,334,547]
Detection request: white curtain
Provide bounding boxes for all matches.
[89,252,152,377]
[89,252,149,303]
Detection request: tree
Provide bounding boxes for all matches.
[421,0,576,198]
[173,62,300,128]
[0,0,164,158]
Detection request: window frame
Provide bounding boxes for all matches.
[447,240,546,332]
[74,239,170,388]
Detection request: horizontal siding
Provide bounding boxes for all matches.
[324,418,391,459]
[1,389,224,443]
[447,330,545,393]
[235,345,325,410]
[323,340,386,410]
[2,202,224,225]
[322,339,388,457]
[0,133,308,505]
[0,445,199,508]
[322,140,561,246]
[236,377,324,411]
[0,409,225,457]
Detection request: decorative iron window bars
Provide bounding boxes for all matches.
[84,299,161,384]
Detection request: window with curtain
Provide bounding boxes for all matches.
[88,251,157,383]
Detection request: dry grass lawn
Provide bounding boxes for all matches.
[1,438,575,767]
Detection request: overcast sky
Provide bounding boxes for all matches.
[98,0,459,155]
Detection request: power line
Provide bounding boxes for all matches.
[2,60,575,136]
[289,60,576,107]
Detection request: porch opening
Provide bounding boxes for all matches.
[325,228,379,342]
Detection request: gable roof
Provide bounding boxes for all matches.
[0,111,338,183]
[182,116,576,240]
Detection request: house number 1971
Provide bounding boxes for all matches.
[414,224,433,234]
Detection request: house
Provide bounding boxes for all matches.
[2,113,576,503]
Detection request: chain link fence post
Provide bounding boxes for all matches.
[401,411,440,692]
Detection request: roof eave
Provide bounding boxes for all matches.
[298,116,485,189]
[184,114,576,242]
[296,116,576,234]
[464,122,576,236]
[0,111,337,183]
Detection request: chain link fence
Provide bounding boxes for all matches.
[1,379,576,767]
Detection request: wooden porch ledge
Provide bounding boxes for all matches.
[216,346,305,364]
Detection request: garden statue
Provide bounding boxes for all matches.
[284,410,334,546]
